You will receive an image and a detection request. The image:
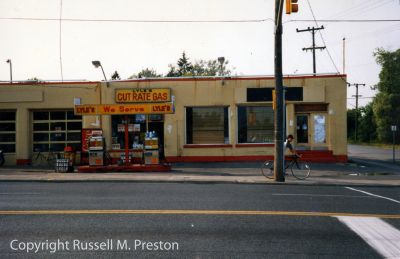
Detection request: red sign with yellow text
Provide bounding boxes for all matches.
[115,88,171,103]
[74,103,174,115]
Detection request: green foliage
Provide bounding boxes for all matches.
[111,71,121,80]
[357,103,377,142]
[372,48,400,143]
[128,68,162,79]
[347,108,356,141]
[166,52,231,77]
[129,52,233,78]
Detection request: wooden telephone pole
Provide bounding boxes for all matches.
[296,26,326,75]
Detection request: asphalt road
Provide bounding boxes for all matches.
[0,182,399,258]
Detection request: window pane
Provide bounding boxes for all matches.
[33,112,49,120]
[0,111,16,121]
[67,132,81,141]
[238,106,274,143]
[50,132,66,141]
[67,111,81,120]
[33,133,49,142]
[0,133,16,142]
[67,121,82,130]
[33,123,49,131]
[0,123,15,131]
[68,142,81,151]
[50,143,65,152]
[50,122,66,131]
[187,107,228,144]
[33,144,49,152]
[50,111,66,120]
[0,144,15,153]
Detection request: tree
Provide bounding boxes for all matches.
[372,48,400,143]
[166,52,232,77]
[111,71,121,80]
[357,102,377,142]
[177,51,193,76]
[128,68,162,79]
[347,108,356,141]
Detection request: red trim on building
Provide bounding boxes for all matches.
[334,155,348,163]
[183,144,233,148]
[166,151,347,163]
[1,74,346,86]
[236,143,274,147]
[0,81,98,86]
[115,74,346,83]
[16,159,30,165]
[166,156,273,163]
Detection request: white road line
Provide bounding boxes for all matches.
[345,187,400,204]
[336,216,400,259]
[272,193,373,198]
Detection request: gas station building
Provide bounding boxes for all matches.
[0,74,347,166]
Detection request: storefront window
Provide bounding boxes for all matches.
[186,107,229,144]
[0,111,16,153]
[32,110,82,152]
[238,106,274,143]
[111,115,146,150]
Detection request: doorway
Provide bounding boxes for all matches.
[295,113,328,149]
[296,114,309,144]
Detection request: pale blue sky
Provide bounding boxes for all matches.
[0,0,399,107]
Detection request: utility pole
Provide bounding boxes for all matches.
[296,26,326,75]
[274,0,285,182]
[348,83,365,141]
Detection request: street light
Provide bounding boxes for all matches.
[6,59,12,83]
[91,60,108,83]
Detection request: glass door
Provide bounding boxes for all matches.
[296,114,309,144]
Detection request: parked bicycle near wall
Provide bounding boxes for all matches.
[261,155,311,180]
[0,149,5,166]
[31,148,60,168]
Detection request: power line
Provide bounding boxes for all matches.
[347,96,375,99]
[296,26,326,75]
[305,0,342,77]
[1,16,399,23]
[288,19,400,23]
[0,17,274,23]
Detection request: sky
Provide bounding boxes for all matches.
[0,0,399,108]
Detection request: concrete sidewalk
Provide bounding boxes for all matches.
[0,161,399,186]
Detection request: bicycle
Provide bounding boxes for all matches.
[261,155,311,180]
[31,148,60,168]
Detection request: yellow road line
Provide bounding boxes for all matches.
[0,210,399,219]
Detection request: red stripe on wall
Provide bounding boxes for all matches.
[16,159,30,165]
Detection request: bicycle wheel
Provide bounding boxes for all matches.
[291,161,311,180]
[261,161,274,179]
